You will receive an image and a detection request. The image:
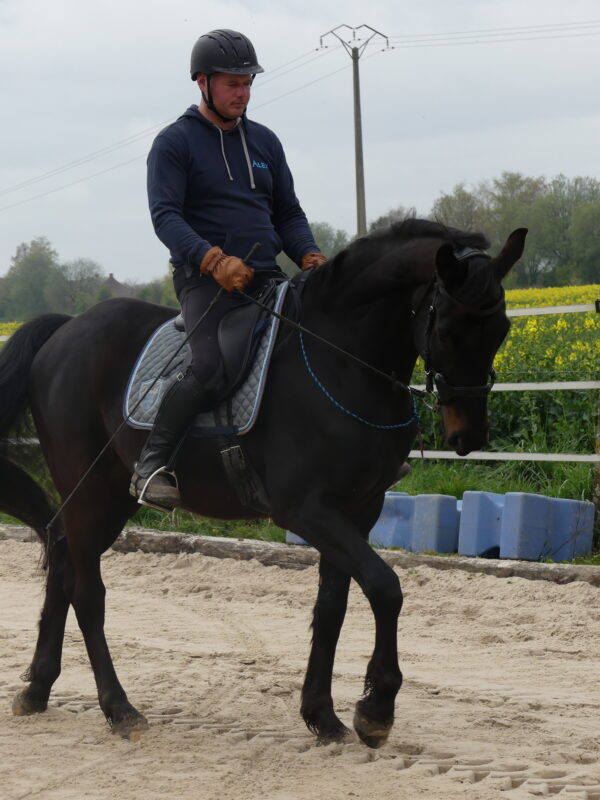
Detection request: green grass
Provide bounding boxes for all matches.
[391,458,595,502]
[0,512,22,525]
[0,508,285,542]
[129,506,285,542]
[2,460,597,559]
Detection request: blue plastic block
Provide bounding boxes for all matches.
[500,493,554,560]
[289,491,595,562]
[548,498,595,561]
[369,492,460,554]
[458,491,504,557]
[369,493,414,549]
[285,530,311,546]
[499,493,596,561]
[412,494,460,554]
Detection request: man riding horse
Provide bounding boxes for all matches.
[130,29,326,509]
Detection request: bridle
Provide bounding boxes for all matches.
[417,250,505,406]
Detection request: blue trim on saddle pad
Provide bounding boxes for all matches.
[124,282,289,436]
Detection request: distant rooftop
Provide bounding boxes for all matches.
[103,273,134,297]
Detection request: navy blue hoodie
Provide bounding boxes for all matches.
[147,105,320,274]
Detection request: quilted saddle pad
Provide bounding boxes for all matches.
[124,281,288,436]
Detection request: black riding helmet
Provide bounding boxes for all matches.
[190,29,264,79]
[190,29,263,123]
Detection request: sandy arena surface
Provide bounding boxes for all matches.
[1,537,599,800]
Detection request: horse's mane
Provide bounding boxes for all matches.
[301,217,495,313]
[369,218,491,250]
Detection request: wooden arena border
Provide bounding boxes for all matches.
[1,523,599,588]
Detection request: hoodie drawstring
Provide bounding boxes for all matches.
[216,121,256,190]
[238,125,256,190]
[217,128,234,182]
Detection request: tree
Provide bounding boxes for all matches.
[62,257,105,313]
[276,221,350,274]
[309,222,350,257]
[431,186,486,233]
[130,270,178,307]
[369,205,415,233]
[569,201,600,283]
[3,238,69,319]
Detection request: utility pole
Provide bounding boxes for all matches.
[320,25,389,237]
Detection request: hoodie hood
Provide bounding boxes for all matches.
[180,106,255,189]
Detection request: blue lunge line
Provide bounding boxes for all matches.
[299,330,419,430]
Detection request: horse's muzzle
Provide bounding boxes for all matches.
[442,405,490,456]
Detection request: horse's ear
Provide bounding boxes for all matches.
[493,228,528,280]
[435,243,467,290]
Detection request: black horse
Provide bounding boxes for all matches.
[0,219,526,746]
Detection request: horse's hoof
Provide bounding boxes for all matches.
[353,710,391,749]
[110,712,149,740]
[12,689,48,716]
[316,724,355,746]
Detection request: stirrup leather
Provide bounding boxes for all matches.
[130,466,179,512]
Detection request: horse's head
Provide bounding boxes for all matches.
[417,228,527,455]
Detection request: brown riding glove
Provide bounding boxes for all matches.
[301,252,327,271]
[200,246,254,292]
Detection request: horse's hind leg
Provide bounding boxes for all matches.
[301,557,352,743]
[64,500,147,738]
[13,538,72,715]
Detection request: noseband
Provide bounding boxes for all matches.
[419,253,504,406]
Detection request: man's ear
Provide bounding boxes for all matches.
[196,74,207,93]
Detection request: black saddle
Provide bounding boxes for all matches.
[175,279,283,396]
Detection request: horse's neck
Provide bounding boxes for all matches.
[300,269,419,379]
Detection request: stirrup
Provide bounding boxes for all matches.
[130,467,179,512]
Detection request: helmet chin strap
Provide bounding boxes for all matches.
[202,75,239,123]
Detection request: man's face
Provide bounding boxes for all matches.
[198,72,253,118]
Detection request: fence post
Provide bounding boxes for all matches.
[594,396,600,522]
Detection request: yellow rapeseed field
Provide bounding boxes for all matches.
[2,286,598,382]
[496,284,599,380]
[505,283,599,309]
[0,322,20,336]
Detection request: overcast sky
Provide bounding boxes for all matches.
[1,0,599,283]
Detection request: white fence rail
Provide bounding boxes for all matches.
[1,301,598,464]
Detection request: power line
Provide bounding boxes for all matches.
[0,49,335,200]
[0,156,144,213]
[388,20,600,48]
[389,19,600,40]
[257,47,335,86]
[388,31,600,50]
[0,57,361,213]
[1,19,599,210]
[0,122,171,197]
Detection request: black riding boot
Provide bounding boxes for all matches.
[129,369,209,510]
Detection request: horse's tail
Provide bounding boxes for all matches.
[0,455,63,561]
[0,314,70,560]
[0,313,71,437]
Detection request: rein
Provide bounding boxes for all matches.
[237,279,426,399]
[239,280,422,431]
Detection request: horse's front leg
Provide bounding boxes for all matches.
[69,545,147,738]
[301,557,352,743]
[282,504,403,748]
[353,561,403,748]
